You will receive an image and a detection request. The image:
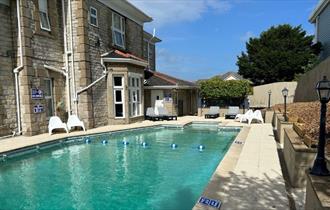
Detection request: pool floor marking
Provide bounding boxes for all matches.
[198,196,221,209]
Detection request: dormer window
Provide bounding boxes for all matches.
[90,7,98,27]
[112,12,125,48]
[38,0,51,31]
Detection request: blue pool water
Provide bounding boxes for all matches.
[0,125,238,210]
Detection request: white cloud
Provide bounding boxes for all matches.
[128,0,232,28]
[240,31,255,42]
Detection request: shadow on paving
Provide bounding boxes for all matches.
[209,171,289,210]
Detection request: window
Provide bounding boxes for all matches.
[90,7,98,27]
[44,79,54,117]
[113,76,124,118]
[38,0,51,31]
[112,12,125,48]
[129,75,142,117]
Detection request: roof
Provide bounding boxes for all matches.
[218,71,243,80]
[143,31,162,43]
[309,0,330,23]
[98,0,152,25]
[144,70,197,88]
[102,50,148,67]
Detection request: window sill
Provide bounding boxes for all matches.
[114,117,125,119]
[129,115,143,119]
[111,44,126,51]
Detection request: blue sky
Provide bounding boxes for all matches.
[129,0,319,81]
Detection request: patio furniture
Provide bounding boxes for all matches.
[145,107,163,121]
[225,106,240,119]
[67,115,86,131]
[235,109,253,123]
[205,106,220,119]
[158,107,177,120]
[48,116,68,135]
[154,100,164,116]
[247,110,264,125]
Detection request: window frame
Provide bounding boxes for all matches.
[38,0,51,32]
[113,76,125,118]
[128,74,142,117]
[112,12,125,49]
[89,6,98,27]
[44,78,54,118]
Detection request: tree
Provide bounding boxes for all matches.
[237,24,321,85]
[199,77,251,103]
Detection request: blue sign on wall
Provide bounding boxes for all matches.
[198,197,221,209]
[31,88,43,99]
[33,104,44,113]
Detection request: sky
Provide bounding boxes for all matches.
[128,0,319,81]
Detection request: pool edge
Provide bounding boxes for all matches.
[192,126,251,210]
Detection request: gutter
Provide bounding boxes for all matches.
[12,0,23,135]
[144,85,198,90]
[102,57,148,67]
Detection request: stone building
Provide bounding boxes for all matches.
[309,0,330,61]
[0,0,198,137]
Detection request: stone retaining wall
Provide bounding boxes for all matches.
[283,128,316,188]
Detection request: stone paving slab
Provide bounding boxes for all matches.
[194,123,289,210]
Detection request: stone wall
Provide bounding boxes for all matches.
[126,19,143,58]
[17,0,66,135]
[283,128,316,188]
[0,3,16,136]
[84,0,144,127]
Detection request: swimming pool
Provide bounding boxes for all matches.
[0,124,239,210]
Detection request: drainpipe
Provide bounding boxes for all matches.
[62,0,71,115]
[44,65,67,77]
[68,0,77,115]
[76,59,109,95]
[13,0,24,135]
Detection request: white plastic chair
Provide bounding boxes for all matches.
[235,109,253,122]
[247,110,264,125]
[48,116,68,135]
[67,115,86,131]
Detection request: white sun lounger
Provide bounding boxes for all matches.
[235,109,253,123]
[67,115,86,131]
[247,110,264,125]
[48,116,68,135]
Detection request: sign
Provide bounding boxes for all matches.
[198,197,221,209]
[31,88,43,99]
[33,104,44,113]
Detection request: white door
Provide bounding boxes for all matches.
[151,90,164,107]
